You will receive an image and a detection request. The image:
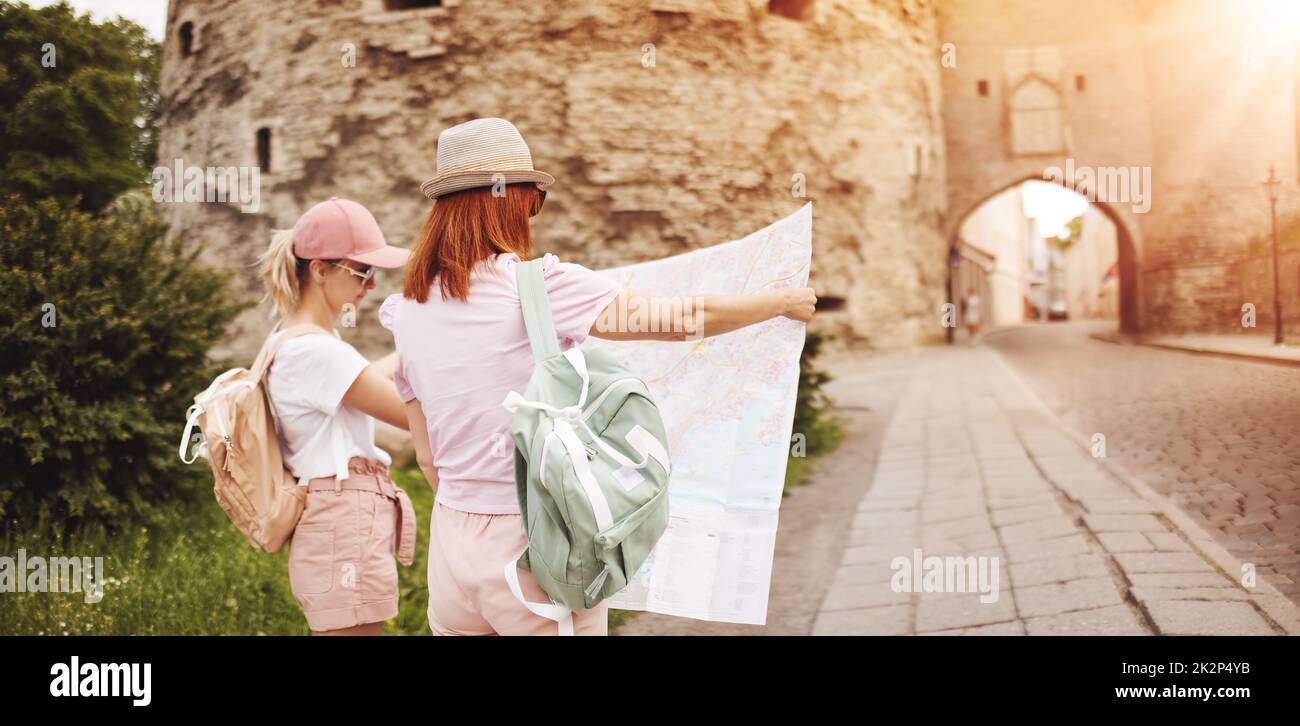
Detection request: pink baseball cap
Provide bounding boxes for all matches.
[291,197,410,268]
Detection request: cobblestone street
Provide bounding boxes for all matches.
[986,322,1300,603]
[810,331,1300,635]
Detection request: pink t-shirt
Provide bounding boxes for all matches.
[378,252,623,514]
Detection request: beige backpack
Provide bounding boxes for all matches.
[178,324,332,553]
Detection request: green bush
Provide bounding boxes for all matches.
[0,1,160,211]
[785,330,843,490]
[0,195,246,530]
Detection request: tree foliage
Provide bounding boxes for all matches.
[0,1,160,211]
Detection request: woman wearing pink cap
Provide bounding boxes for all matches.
[380,118,817,636]
[257,197,417,636]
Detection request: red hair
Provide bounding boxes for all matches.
[403,183,543,303]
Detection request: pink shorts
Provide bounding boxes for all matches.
[288,458,416,632]
[426,501,609,636]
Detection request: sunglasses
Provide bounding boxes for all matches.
[329,261,376,284]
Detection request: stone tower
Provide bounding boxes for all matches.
[157,0,949,360]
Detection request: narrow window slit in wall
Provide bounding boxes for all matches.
[384,0,443,9]
[179,22,194,57]
[768,0,813,21]
[256,128,271,173]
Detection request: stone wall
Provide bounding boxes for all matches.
[1238,245,1300,337]
[157,0,948,360]
[1132,0,1300,334]
[937,0,1300,335]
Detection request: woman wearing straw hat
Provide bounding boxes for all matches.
[379,117,816,636]
[259,198,417,635]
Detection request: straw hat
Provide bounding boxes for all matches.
[419,117,554,200]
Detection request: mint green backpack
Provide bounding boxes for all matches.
[502,258,671,633]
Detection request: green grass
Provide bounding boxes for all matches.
[0,466,650,635]
[2,426,843,636]
[2,501,310,636]
[783,415,845,495]
[0,469,436,635]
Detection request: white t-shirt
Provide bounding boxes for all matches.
[264,330,391,482]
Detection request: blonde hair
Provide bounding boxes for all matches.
[258,229,308,318]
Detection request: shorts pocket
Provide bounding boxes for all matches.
[289,523,335,596]
[360,496,399,601]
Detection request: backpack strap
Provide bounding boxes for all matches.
[250,322,331,382]
[515,258,561,363]
[253,321,351,484]
[503,544,575,636]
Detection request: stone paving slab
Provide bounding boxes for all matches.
[921,621,1026,636]
[1003,534,1095,564]
[1142,601,1276,635]
[1014,576,1127,618]
[1000,324,1300,606]
[1024,605,1149,636]
[812,346,1300,636]
[1096,532,1156,552]
[1009,552,1110,587]
[916,592,1018,633]
[1082,514,1166,532]
[812,605,912,636]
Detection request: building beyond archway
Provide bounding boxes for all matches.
[949,179,1136,334]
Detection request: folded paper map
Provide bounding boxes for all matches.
[590,202,812,624]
